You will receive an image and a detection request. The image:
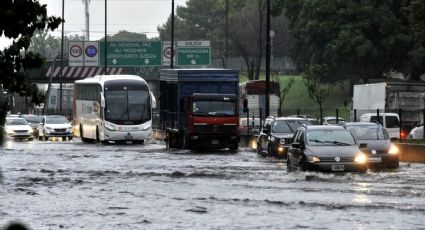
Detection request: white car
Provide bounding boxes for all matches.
[38,115,73,141]
[408,125,424,139]
[4,117,34,141]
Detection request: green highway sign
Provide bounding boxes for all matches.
[177,41,211,66]
[99,41,162,67]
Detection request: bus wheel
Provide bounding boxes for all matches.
[80,126,88,143]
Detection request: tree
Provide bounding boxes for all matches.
[279,0,415,84]
[404,0,425,80]
[303,64,332,124]
[0,0,61,144]
[272,71,295,116]
[0,0,62,101]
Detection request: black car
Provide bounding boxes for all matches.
[343,122,399,168]
[287,125,368,173]
[257,116,311,158]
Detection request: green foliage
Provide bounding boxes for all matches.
[280,0,420,83]
[0,0,62,106]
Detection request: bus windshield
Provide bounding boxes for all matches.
[105,89,150,125]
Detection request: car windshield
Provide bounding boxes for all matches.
[346,125,388,140]
[22,115,42,123]
[306,129,356,146]
[272,120,310,133]
[6,118,28,125]
[46,117,69,124]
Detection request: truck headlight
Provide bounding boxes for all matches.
[388,144,399,155]
[355,153,367,164]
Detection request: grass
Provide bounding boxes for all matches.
[240,73,353,120]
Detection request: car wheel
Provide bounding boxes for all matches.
[286,157,293,172]
[68,136,73,141]
[268,144,274,157]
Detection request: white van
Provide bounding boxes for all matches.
[359,113,400,139]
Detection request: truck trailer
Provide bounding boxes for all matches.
[352,82,425,138]
[239,80,281,118]
[159,69,240,150]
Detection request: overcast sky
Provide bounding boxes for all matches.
[0,0,187,49]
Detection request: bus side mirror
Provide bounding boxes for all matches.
[243,99,248,112]
[150,91,157,109]
[100,92,105,108]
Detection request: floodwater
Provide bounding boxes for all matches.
[1,139,424,229]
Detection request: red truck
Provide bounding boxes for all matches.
[159,69,241,150]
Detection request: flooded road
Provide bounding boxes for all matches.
[1,139,424,229]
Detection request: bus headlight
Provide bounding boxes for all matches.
[104,122,116,131]
[388,144,399,155]
[355,153,367,164]
[142,124,151,131]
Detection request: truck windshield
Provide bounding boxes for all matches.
[105,89,151,125]
[193,100,236,116]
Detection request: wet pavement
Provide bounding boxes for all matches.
[1,139,424,229]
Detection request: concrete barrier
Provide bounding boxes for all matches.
[395,143,425,163]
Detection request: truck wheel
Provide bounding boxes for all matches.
[229,143,238,151]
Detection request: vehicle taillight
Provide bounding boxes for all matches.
[400,130,407,139]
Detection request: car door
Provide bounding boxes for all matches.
[258,118,272,153]
[289,130,305,167]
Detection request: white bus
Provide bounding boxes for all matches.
[72,75,154,144]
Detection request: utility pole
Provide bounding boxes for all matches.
[59,0,65,115]
[104,0,108,74]
[265,0,271,117]
[83,0,90,40]
[170,0,175,69]
[225,0,228,69]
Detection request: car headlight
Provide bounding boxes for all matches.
[307,155,320,163]
[354,153,367,164]
[5,127,15,135]
[45,127,53,131]
[388,144,399,155]
[28,128,33,133]
[279,139,286,145]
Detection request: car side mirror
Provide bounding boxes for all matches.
[359,143,368,148]
[100,92,105,108]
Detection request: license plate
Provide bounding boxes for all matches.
[124,134,133,140]
[331,165,345,171]
[368,157,382,163]
[211,140,219,145]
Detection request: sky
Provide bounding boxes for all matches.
[0,0,187,49]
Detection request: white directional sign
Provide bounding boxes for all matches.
[68,41,99,66]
